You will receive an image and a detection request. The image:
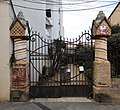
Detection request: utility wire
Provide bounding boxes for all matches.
[22,0,119,6]
[22,0,98,5]
[34,0,118,3]
[32,0,96,3]
[21,0,98,10]
[13,0,119,11]
[10,2,118,12]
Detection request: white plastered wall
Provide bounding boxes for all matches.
[0,1,10,101]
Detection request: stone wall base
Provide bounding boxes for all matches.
[10,65,29,102]
[10,90,29,102]
[93,60,111,86]
[93,85,111,103]
[108,78,120,102]
[93,78,120,103]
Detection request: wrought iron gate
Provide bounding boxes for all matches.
[29,31,93,98]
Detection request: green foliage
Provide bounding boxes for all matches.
[76,45,93,79]
[108,24,120,50]
[111,24,120,34]
[48,39,66,72]
[76,46,92,56]
[48,39,66,59]
[47,66,54,76]
[108,24,120,77]
[76,46,93,69]
[48,39,93,78]
[85,68,92,80]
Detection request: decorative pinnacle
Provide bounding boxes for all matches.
[95,11,106,25]
[17,11,26,26]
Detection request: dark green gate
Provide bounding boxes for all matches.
[29,31,94,98]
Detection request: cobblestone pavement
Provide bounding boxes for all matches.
[0,102,120,110]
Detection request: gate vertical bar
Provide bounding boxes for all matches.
[91,31,94,98]
[60,36,62,97]
[35,32,37,83]
[33,32,35,86]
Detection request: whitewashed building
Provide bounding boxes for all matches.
[0,0,16,101]
[12,0,64,39]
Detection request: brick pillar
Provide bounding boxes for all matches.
[93,37,111,102]
[10,38,29,101]
[92,11,112,102]
[10,13,29,101]
[93,37,111,86]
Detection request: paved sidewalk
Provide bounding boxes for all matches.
[0,102,41,110]
[31,97,93,102]
[0,102,120,110]
[36,102,120,110]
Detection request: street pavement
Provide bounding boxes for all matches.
[0,101,120,110]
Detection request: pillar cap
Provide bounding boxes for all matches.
[92,11,111,39]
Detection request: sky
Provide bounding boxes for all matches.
[62,0,119,38]
[12,0,120,38]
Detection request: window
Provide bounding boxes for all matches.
[46,9,51,17]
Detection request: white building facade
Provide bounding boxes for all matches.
[0,0,15,101]
[13,0,64,39]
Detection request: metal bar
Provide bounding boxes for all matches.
[60,36,62,97]
[35,32,38,85]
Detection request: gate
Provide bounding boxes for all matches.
[29,31,93,98]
